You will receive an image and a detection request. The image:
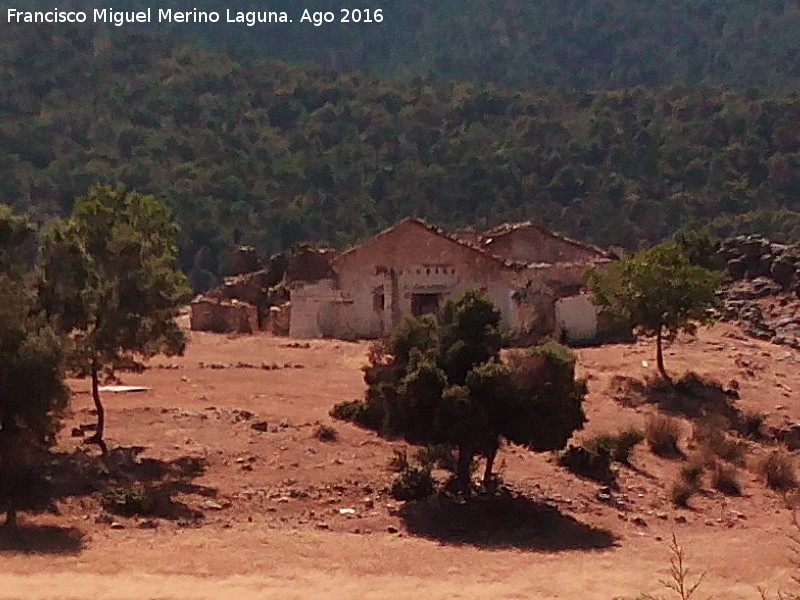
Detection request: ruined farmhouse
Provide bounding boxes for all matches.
[288,218,611,343]
[191,218,614,343]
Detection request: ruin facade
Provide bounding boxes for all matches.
[288,218,612,343]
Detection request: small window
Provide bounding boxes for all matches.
[373,291,385,312]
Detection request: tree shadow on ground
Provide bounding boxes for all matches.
[609,372,744,429]
[399,492,617,551]
[0,524,84,554]
[10,445,216,528]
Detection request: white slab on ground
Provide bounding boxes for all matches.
[97,385,152,393]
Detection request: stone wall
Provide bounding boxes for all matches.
[190,297,259,334]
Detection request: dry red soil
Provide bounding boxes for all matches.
[2,322,800,600]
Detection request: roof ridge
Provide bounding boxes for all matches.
[333,217,528,270]
[402,218,530,269]
[483,220,611,258]
[333,217,610,269]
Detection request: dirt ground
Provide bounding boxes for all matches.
[2,321,800,600]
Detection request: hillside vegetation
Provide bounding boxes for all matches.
[19,0,800,91]
[3,27,800,288]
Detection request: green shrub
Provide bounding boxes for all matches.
[312,424,338,442]
[390,467,435,501]
[645,414,682,457]
[613,428,646,463]
[415,444,458,472]
[587,428,645,465]
[760,451,797,491]
[330,398,385,430]
[330,399,363,422]
[101,483,155,516]
[558,444,614,483]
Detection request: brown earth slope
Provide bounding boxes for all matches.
[2,324,800,600]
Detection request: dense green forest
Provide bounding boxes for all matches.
[3,25,800,290]
[16,0,800,91]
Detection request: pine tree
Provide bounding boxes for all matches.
[39,184,191,453]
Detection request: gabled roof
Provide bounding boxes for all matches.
[333,217,610,270]
[481,220,612,259]
[333,218,530,270]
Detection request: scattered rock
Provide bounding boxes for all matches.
[137,518,159,529]
[771,423,800,450]
[631,516,648,527]
[230,409,255,422]
[251,420,269,432]
[387,526,399,534]
[110,521,125,529]
[674,515,688,524]
[71,427,85,438]
[316,522,330,530]
[202,500,225,511]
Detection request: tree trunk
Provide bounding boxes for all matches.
[86,363,108,455]
[656,326,670,382]
[482,445,498,488]
[4,507,17,529]
[456,445,473,493]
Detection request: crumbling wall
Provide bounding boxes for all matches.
[227,246,261,276]
[288,279,341,338]
[190,297,259,334]
[266,302,291,336]
[285,244,337,283]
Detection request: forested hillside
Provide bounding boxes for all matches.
[16,0,800,91]
[3,26,800,290]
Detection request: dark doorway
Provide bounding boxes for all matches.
[411,293,441,316]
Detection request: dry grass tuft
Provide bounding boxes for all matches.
[645,414,683,457]
[710,461,741,496]
[670,480,697,508]
[760,451,797,491]
[679,463,704,488]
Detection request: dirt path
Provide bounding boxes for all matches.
[0,524,790,600]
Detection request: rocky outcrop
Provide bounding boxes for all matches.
[719,236,800,349]
[719,235,800,292]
